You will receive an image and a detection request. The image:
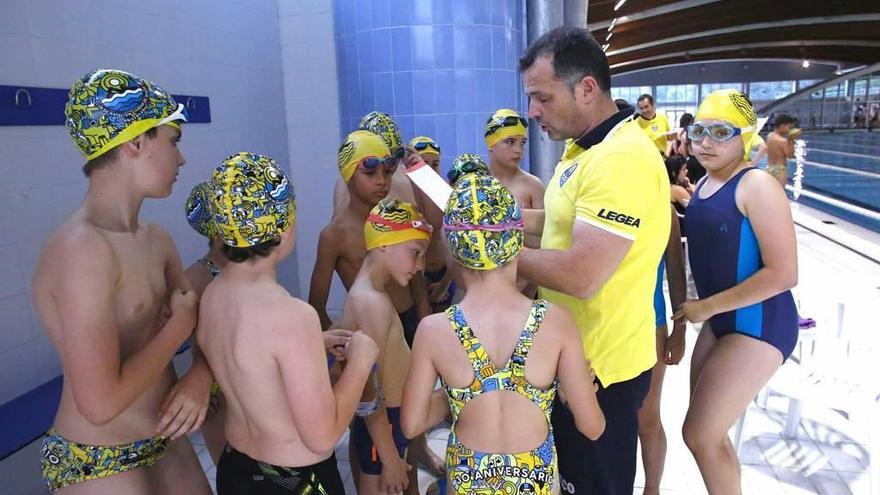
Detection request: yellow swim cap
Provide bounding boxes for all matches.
[338,130,391,183]
[444,174,523,271]
[184,181,217,238]
[211,152,295,248]
[65,69,186,160]
[485,109,527,149]
[364,199,432,251]
[409,136,441,156]
[359,111,403,154]
[695,89,757,160]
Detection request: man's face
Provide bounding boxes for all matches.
[637,99,655,120]
[523,56,581,141]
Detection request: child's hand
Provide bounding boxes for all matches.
[379,455,412,493]
[345,331,378,367]
[323,329,353,361]
[672,299,714,324]
[156,365,211,440]
[665,322,686,365]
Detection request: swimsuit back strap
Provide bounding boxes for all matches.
[445,305,493,382]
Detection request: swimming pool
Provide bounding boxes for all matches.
[784,131,880,233]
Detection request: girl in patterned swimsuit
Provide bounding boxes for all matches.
[402,173,605,494]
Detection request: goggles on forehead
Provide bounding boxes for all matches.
[485,115,528,137]
[687,122,753,143]
[366,214,434,234]
[358,155,399,173]
[413,140,441,154]
[444,219,524,232]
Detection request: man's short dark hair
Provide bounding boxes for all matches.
[221,237,281,263]
[614,98,629,107]
[638,94,654,105]
[775,114,796,127]
[519,26,611,92]
[82,127,158,177]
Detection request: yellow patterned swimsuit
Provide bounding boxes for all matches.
[442,300,558,495]
[41,429,167,491]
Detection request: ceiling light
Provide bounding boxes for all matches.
[609,18,618,30]
[605,31,613,41]
[614,0,626,11]
[802,60,810,68]
[602,43,610,52]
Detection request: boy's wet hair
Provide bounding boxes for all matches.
[221,237,281,263]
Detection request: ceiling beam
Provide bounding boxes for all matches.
[587,0,722,30]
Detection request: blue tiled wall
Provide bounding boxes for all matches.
[334,0,526,174]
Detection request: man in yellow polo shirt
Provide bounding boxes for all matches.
[519,27,670,495]
[636,94,673,156]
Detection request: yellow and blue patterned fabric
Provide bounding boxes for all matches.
[444,174,523,271]
[364,198,432,251]
[184,181,217,238]
[446,153,490,186]
[338,130,391,182]
[695,89,758,160]
[359,111,403,154]
[485,109,528,149]
[442,300,557,495]
[41,429,167,491]
[65,69,186,160]
[211,152,295,248]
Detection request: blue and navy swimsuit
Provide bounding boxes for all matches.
[685,167,797,360]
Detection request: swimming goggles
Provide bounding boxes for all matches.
[413,140,441,154]
[355,364,385,417]
[687,122,754,143]
[446,160,485,184]
[484,115,528,137]
[358,155,399,174]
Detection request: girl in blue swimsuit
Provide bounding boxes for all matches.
[674,90,798,494]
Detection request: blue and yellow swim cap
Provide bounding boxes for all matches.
[211,152,295,248]
[409,136,441,156]
[338,130,391,182]
[359,111,403,154]
[365,199,432,251]
[65,69,186,160]
[485,109,527,149]
[446,153,490,186]
[184,181,217,239]
[444,174,523,271]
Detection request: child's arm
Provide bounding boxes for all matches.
[402,317,450,439]
[664,206,687,366]
[355,296,412,492]
[309,227,339,330]
[278,303,377,454]
[673,171,797,324]
[554,306,605,440]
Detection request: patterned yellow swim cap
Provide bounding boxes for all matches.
[211,152,295,248]
[359,111,403,154]
[695,89,757,160]
[184,181,217,238]
[446,153,490,186]
[65,69,186,160]
[444,174,523,271]
[364,199,432,251]
[485,109,527,149]
[338,130,391,182]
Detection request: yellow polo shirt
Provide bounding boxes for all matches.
[541,113,670,386]
[636,112,671,155]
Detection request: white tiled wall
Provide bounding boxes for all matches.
[278,0,348,313]
[0,0,300,407]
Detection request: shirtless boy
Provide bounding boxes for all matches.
[333,199,432,495]
[766,114,798,187]
[33,69,211,494]
[197,152,378,494]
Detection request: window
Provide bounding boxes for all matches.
[611,86,652,105]
[656,84,697,105]
[868,78,880,97]
[823,81,848,99]
[700,83,743,98]
[798,79,821,90]
[747,81,795,101]
[853,79,868,99]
